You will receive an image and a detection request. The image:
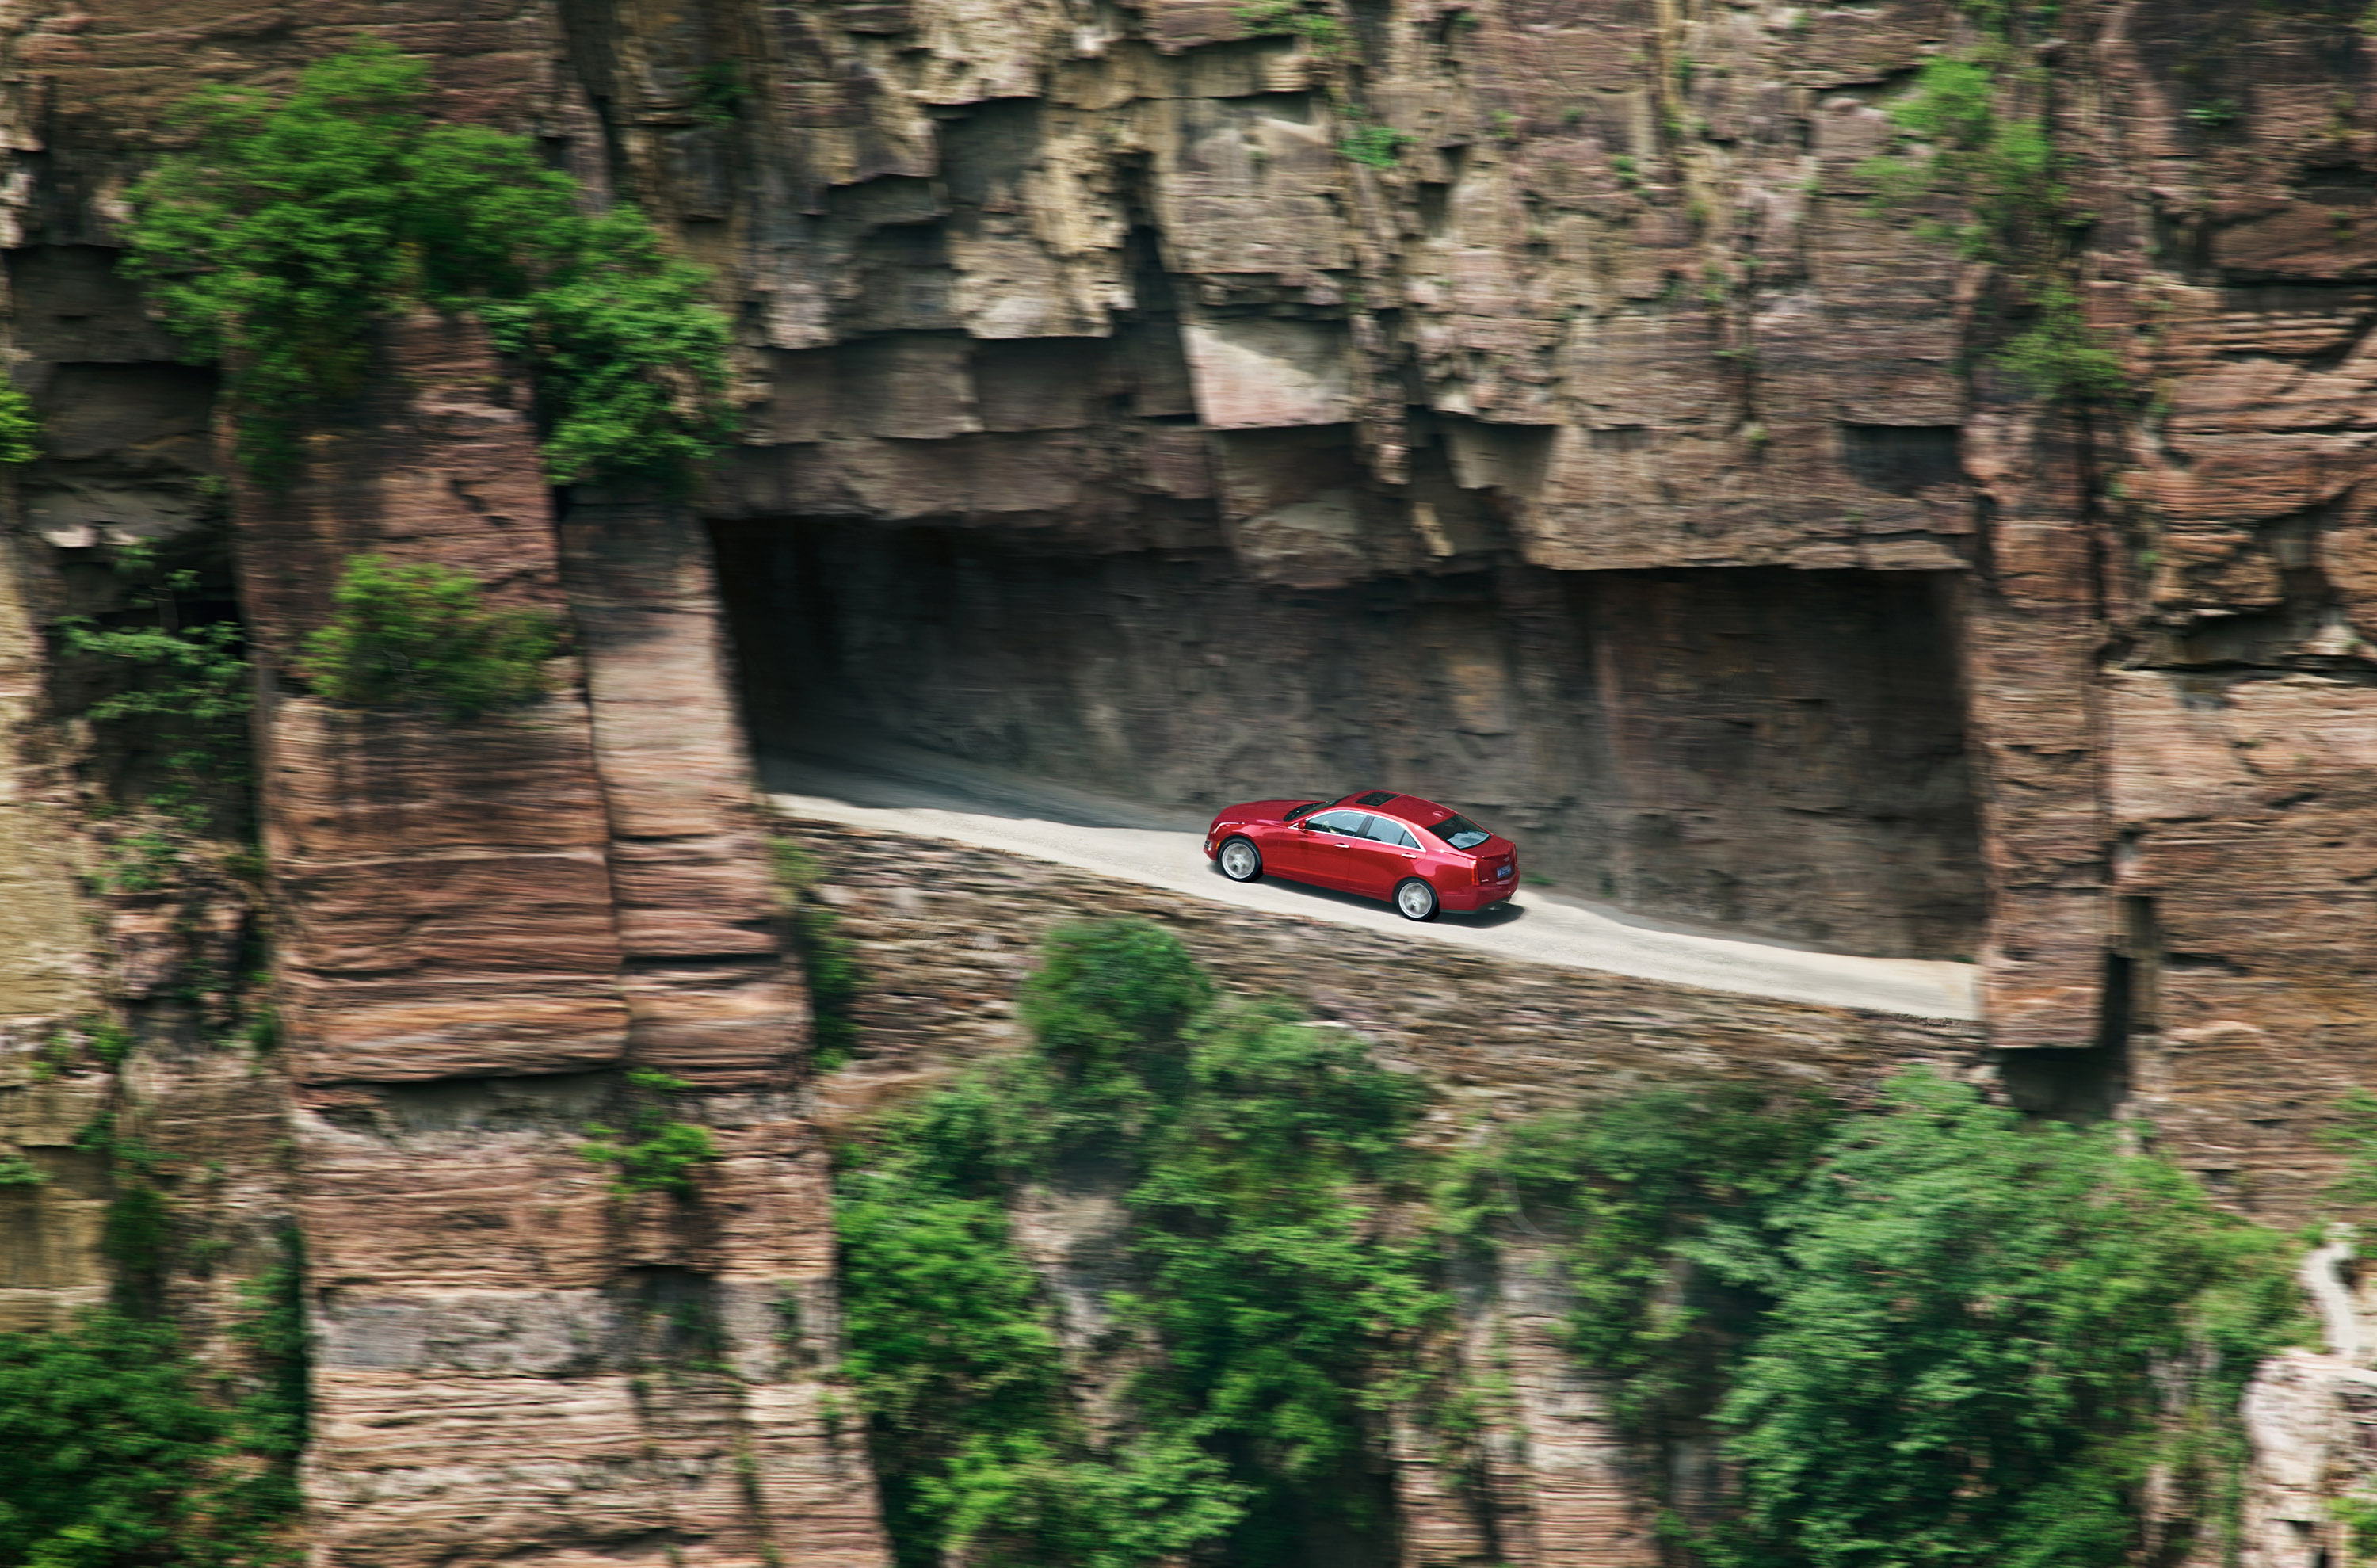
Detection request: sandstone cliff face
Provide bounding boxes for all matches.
[238,314,880,1566]
[571,0,2369,1214]
[2,0,2375,1562]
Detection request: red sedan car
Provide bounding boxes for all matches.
[1204,790,1519,921]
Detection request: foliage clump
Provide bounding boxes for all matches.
[772,839,867,1070]
[57,542,253,834]
[836,927,2304,1568]
[124,39,733,486]
[1455,1071,2304,1568]
[0,1240,308,1567]
[1857,8,2127,402]
[1232,0,1345,54]
[582,1069,719,1198]
[0,383,40,464]
[836,919,1437,1568]
[1339,122,1415,170]
[295,554,560,721]
[1438,1081,1835,1436]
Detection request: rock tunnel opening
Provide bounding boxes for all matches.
[710,521,1986,959]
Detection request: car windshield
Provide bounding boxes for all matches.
[1425,813,1493,851]
[1282,800,1329,821]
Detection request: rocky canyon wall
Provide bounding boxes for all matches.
[0,0,2374,1563]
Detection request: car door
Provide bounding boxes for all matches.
[1336,815,1418,898]
[1292,809,1372,889]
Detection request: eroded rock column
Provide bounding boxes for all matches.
[243,312,880,1568]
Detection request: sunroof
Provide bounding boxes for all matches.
[1354,791,1397,807]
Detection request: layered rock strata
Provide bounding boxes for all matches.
[3,0,2376,1560]
[242,314,878,1566]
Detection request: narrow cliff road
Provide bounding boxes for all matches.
[762,746,1980,1022]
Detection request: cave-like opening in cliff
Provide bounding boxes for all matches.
[711,520,1985,959]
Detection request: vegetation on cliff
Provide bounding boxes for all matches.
[1457,1074,2303,1568]
[836,920,1440,1566]
[0,384,41,464]
[1860,3,2126,402]
[0,1236,308,1567]
[56,541,254,843]
[579,1069,721,1198]
[771,840,868,1070]
[295,555,560,720]
[124,39,733,487]
[838,919,2305,1568]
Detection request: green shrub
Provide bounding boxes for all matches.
[842,929,2302,1568]
[1233,0,1345,53]
[1437,1082,1835,1436]
[295,555,560,721]
[0,1151,45,1188]
[772,838,867,1070]
[102,1185,174,1315]
[582,1069,720,1198]
[1446,1070,2304,1568]
[1856,14,2125,404]
[2325,1088,2377,1207]
[124,39,733,486]
[1999,282,2127,402]
[1338,123,1414,169]
[225,1231,310,1513]
[0,1232,307,1568]
[0,383,40,464]
[57,544,253,829]
[0,1314,285,1566]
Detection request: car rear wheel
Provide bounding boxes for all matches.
[1219,837,1263,883]
[1395,878,1439,921]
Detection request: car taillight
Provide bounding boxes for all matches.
[1475,860,1492,885]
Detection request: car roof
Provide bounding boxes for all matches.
[1340,791,1452,825]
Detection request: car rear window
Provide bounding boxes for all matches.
[1425,813,1492,851]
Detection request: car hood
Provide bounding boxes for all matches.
[1213,799,1321,825]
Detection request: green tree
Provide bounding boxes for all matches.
[1437,1082,1834,1436]
[1713,1071,2303,1568]
[124,39,732,486]
[835,920,1434,1568]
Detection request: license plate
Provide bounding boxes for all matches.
[1497,864,1513,879]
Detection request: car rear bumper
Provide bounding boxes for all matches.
[1440,879,1517,912]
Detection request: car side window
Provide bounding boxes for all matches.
[1385,822,1421,849]
[1307,810,1368,835]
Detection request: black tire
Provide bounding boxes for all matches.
[1218,836,1264,883]
[1394,878,1440,921]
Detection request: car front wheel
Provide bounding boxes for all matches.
[1219,837,1263,883]
[1395,878,1439,921]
